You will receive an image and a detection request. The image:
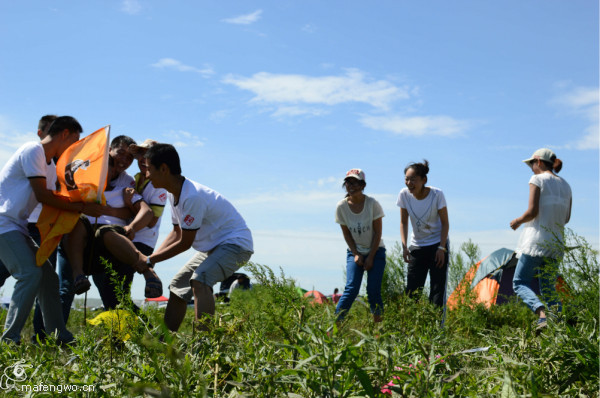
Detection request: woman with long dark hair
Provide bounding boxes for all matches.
[397,160,449,307]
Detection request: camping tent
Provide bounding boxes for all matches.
[143,295,169,308]
[447,248,567,310]
[303,290,330,305]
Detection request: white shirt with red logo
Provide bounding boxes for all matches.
[170,178,253,252]
[133,179,167,248]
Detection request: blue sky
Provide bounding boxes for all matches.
[0,1,598,300]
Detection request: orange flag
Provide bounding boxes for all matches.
[35,126,110,266]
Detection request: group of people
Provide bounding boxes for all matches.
[333,151,571,332]
[0,113,572,344]
[0,115,253,344]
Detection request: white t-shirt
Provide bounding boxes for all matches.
[27,159,57,224]
[87,188,142,227]
[0,142,49,235]
[132,177,167,248]
[396,186,447,247]
[170,179,253,252]
[335,195,385,255]
[515,173,572,258]
[108,171,135,190]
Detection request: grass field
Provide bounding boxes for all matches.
[0,231,597,397]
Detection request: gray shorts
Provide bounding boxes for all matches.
[169,243,252,302]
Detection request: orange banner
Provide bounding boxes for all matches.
[36,126,110,266]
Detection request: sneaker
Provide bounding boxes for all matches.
[535,318,547,335]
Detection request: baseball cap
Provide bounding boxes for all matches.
[129,139,158,156]
[345,168,365,181]
[522,148,556,165]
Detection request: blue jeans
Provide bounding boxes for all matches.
[0,231,72,344]
[28,223,74,338]
[513,254,561,314]
[336,247,386,320]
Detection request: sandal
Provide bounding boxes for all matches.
[74,274,91,295]
[145,277,163,299]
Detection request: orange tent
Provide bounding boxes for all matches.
[35,126,110,265]
[303,290,330,305]
[447,248,568,310]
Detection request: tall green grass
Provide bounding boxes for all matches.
[0,231,597,397]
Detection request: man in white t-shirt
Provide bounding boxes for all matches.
[135,143,253,331]
[0,116,105,344]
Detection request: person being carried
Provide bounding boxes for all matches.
[135,143,253,331]
[63,157,161,309]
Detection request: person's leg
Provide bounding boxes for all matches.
[513,254,546,315]
[57,242,74,324]
[164,252,206,332]
[36,260,73,343]
[366,247,386,322]
[0,260,11,288]
[28,222,58,339]
[429,244,449,307]
[190,244,252,328]
[404,245,430,301]
[0,231,44,343]
[63,219,89,280]
[191,281,215,329]
[164,294,188,332]
[335,250,365,321]
[102,231,145,266]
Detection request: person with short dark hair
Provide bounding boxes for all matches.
[510,148,572,331]
[138,143,253,331]
[0,116,104,344]
[397,160,450,307]
[335,168,386,323]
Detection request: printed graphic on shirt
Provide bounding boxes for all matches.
[183,215,195,226]
[349,222,370,237]
[159,192,167,202]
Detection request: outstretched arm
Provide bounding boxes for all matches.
[510,183,540,230]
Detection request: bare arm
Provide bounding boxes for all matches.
[30,178,104,217]
[123,200,153,240]
[364,217,383,271]
[340,224,364,266]
[148,225,196,265]
[400,208,410,263]
[435,206,449,267]
[510,184,540,230]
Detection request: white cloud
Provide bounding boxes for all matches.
[151,58,214,77]
[121,0,141,15]
[223,69,410,111]
[271,106,329,118]
[222,10,262,25]
[165,130,204,148]
[552,86,599,150]
[302,24,317,33]
[360,115,470,137]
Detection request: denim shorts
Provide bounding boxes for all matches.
[169,243,252,302]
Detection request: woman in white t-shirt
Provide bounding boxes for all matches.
[335,168,386,323]
[396,160,449,307]
[510,148,572,331]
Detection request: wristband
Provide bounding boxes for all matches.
[146,257,154,267]
[437,246,447,253]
